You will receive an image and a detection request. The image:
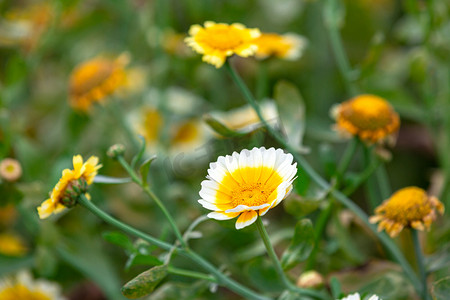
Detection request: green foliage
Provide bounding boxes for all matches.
[281,219,315,270]
[122,265,168,299]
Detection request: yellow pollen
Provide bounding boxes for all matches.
[197,25,245,50]
[379,187,431,224]
[341,95,393,130]
[231,182,273,207]
[0,284,51,300]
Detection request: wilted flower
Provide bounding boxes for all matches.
[254,32,307,60]
[340,293,380,300]
[37,155,101,219]
[0,233,27,256]
[0,158,22,182]
[331,94,400,144]
[1,2,53,52]
[212,101,278,135]
[369,187,444,237]
[0,271,66,299]
[69,54,129,111]
[185,21,260,68]
[199,147,297,229]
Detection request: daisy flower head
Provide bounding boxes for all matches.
[199,147,297,229]
[37,155,101,219]
[0,270,66,300]
[185,21,261,68]
[0,158,22,182]
[369,187,444,238]
[340,293,380,300]
[331,94,400,144]
[69,54,129,111]
[0,233,27,257]
[254,32,307,60]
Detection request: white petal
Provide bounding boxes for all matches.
[198,199,219,211]
[235,210,258,229]
[208,211,237,220]
[225,203,269,213]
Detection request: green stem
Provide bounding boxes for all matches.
[333,137,359,186]
[343,159,381,196]
[363,146,380,209]
[117,156,187,248]
[79,194,271,300]
[323,0,358,96]
[225,61,422,294]
[255,217,328,299]
[167,266,217,283]
[376,164,391,199]
[79,194,173,250]
[412,230,430,300]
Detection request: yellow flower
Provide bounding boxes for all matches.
[0,233,27,256]
[37,155,101,219]
[170,119,208,153]
[185,21,260,68]
[254,32,306,60]
[369,187,444,237]
[199,147,297,229]
[136,108,164,145]
[0,271,65,300]
[332,94,400,144]
[0,158,22,182]
[69,54,129,111]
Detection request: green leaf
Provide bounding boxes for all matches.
[432,276,450,300]
[281,219,315,270]
[125,253,163,271]
[122,265,168,299]
[278,291,302,300]
[329,277,342,299]
[203,114,246,138]
[273,80,308,152]
[35,246,58,277]
[246,257,284,292]
[283,194,322,218]
[102,231,135,252]
[140,155,157,187]
[131,136,147,169]
[94,175,132,184]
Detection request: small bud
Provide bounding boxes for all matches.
[107,144,125,159]
[296,271,324,289]
[0,158,22,182]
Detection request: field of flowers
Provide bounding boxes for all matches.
[1,0,450,299]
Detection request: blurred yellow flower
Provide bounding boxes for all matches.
[170,119,207,153]
[137,108,164,145]
[0,271,65,300]
[0,233,27,256]
[332,94,400,144]
[69,54,129,111]
[2,2,53,52]
[0,158,22,182]
[369,187,444,237]
[254,32,306,60]
[37,155,101,219]
[185,21,260,68]
[199,147,297,229]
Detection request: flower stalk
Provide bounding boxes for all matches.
[411,229,430,300]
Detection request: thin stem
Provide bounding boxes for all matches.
[375,164,391,199]
[333,137,359,186]
[363,146,380,209]
[79,194,173,250]
[117,155,187,248]
[167,266,217,283]
[255,216,328,300]
[79,194,271,300]
[412,230,430,300]
[323,0,358,96]
[225,61,422,294]
[343,159,381,196]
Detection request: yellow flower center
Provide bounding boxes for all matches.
[172,121,200,145]
[70,59,116,96]
[218,166,283,209]
[0,284,51,300]
[341,95,393,130]
[196,25,246,50]
[380,187,432,224]
[142,109,163,143]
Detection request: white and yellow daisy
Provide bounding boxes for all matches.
[199,147,297,229]
[0,270,66,300]
[340,293,380,300]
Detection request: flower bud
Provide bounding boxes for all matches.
[296,270,324,289]
[0,158,22,182]
[107,144,125,159]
